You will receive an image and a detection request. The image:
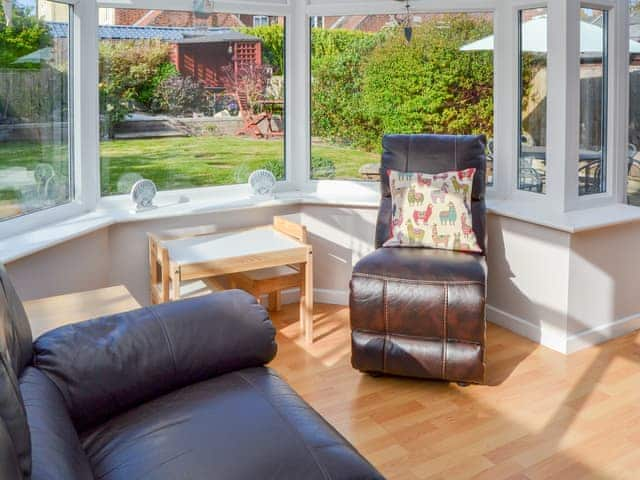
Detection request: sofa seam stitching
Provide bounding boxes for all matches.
[352,329,482,346]
[383,280,388,372]
[442,284,448,379]
[353,273,484,286]
[149,307,178,377]
[234,370,333,480]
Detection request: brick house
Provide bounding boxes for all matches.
[111,9,281,29]
[48,22,263,90]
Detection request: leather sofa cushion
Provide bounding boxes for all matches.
[350,248,487,383]
[353,247,486,283]
[80,367,383,480]
[34,291,277,431]
[0,263,33,478]
[20,367,93,480]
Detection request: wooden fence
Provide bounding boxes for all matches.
[0,68,68,124]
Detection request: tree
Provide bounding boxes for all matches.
[2,0,12,27]
[0,4,51,68]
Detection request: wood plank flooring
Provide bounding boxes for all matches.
[268,304,640,480]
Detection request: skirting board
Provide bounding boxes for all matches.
[566,311,640,354]
[277,288,350,307]
[486,305,567,354]
[487,305,640,355]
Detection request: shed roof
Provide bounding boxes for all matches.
[47,22,260,43]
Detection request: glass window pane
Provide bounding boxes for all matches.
[98,9,285,196]
[310,13,494,183]
[518,8,547,194]
[0,1,72,221]
[579,7,607,196]
[629,1,640,205]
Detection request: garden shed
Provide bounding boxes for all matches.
[48,22,262,89]
[172,31,263,89]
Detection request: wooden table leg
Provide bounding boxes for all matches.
[269,291,282,312]
[148,238,158,304]
[161,248,170,303]
[172,265,182,302]
[300,250,314,344]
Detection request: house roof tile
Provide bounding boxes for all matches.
[47,22,259,43]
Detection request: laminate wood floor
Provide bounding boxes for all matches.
[269,304,640,480]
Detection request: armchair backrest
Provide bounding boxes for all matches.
[0,263,34,479]
[376,134,488,253]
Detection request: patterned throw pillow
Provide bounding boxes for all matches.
[383,168,481,253]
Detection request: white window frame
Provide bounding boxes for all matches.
[93,2,297,208]
[310,15,324,28]
[253,15,270,27]
[0,0,88,238]
[304,0,500,198]
[1,0,635,240]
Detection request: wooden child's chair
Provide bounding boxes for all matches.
[228,216,308,312]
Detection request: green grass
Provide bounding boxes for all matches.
[0,136,379,196]
[100,136,285,194]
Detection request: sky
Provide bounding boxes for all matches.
[14,0,36,12]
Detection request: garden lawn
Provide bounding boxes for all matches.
[0,136,379,196]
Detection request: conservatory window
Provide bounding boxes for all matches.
[518,8,548,194]
[578,7,608,196]
[253,16,269,28]
[310,16,324,29]
[0,1,73,221]
[98,8,285,196]
[630,0,640,206]
[309,12,494,183]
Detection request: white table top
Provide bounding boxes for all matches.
[162,227,305,265]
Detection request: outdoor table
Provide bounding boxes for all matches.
[521,146,602,163]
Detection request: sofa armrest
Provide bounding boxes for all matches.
[33,290,277,431]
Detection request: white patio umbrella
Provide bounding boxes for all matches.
[12,47,54,64]
[461,15,640,54]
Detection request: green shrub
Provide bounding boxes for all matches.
[151,76,211,116]
[99,40,174,134]
[260,158,285,181]
[310,16,494,152]
[361,16,493,143]
[138,61,178,107]
[311,155,336,179]
[0,5,51,69]
[241,25,284,75]
[310,29,381,149]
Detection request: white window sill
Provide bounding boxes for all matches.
[0,186,382,264]
[488,199,640,233]
[3,188,640,264]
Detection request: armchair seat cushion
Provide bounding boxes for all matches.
[80,367,382,480]
[354,247,486,283]
[350,248,487,383]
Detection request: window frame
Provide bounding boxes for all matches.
[305,0,499,194]
[1,0,635,241]
[0,0,84,238]
[516,6,549,196]
[253,15,270,27]
[567,0,621,210]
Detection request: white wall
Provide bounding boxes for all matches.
[486,214,571,352]
[108,205,299,305]
[567,222,640,350]
[8,205,640,354]
[7,229,110,301]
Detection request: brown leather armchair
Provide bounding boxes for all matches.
[350,134,488,384]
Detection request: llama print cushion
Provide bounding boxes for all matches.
[383,168,482,253]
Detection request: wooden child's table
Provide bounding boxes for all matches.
[148,217,314,343]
